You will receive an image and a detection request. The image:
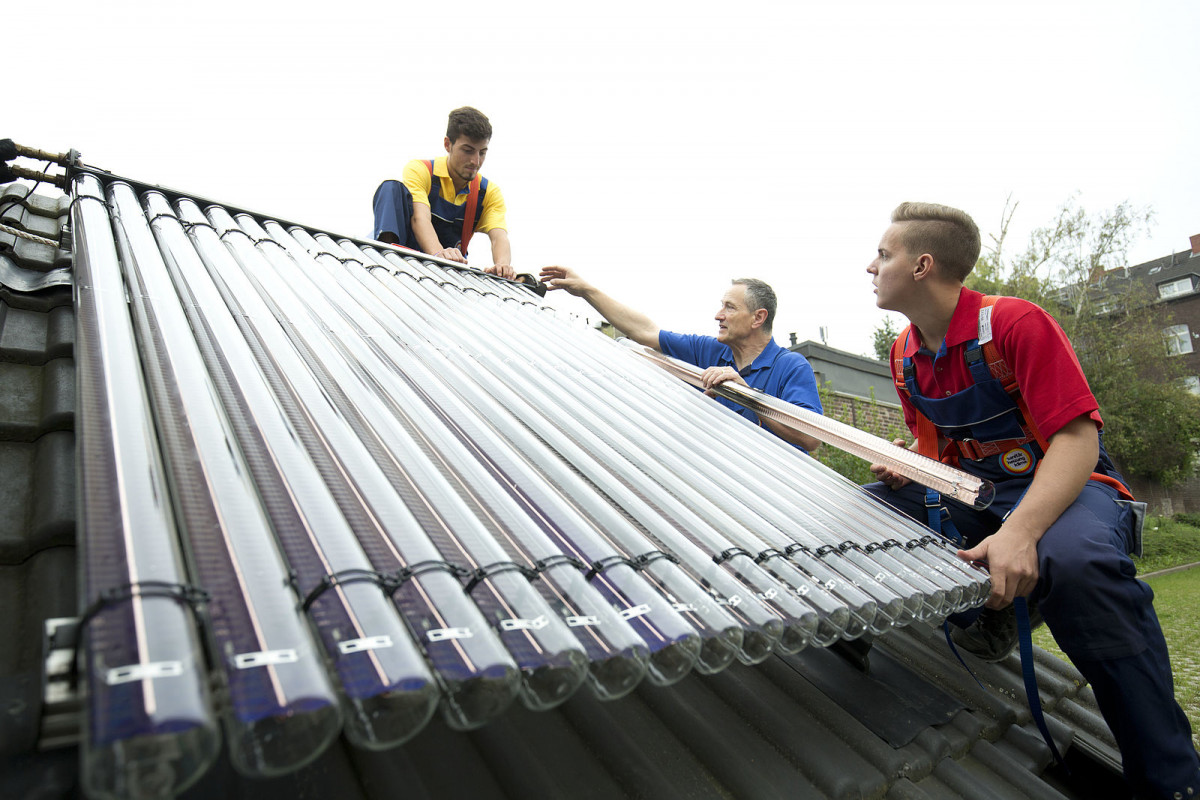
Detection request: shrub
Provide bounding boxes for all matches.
[1172,512,1200,529]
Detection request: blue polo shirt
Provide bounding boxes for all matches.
[658,331,822,449]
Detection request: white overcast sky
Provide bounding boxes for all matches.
[12,0,1199,356]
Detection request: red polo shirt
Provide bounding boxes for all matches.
[890,287,1102,449]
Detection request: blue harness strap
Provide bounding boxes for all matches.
[1016,596,1068,770]
[923,488,962,546]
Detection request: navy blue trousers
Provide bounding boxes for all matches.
[372,179,419,248]
[865,480,1200,799]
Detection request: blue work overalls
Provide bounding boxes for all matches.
[372,161,487,255]
[865,323,1199,799]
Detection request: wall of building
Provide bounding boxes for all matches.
[793,340,894,401]
[1127,475,1200,517]
[820,390,906,440]
[1164,288,1200,384]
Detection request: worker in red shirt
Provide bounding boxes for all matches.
[865,201,1198,800]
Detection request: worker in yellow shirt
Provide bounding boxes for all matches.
[373,106,513,279]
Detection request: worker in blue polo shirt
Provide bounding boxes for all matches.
[539,266,822,453]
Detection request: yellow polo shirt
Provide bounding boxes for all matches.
[401,156,507,233]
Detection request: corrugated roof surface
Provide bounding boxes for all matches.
[0,165,1128,799]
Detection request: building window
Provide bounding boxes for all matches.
[1158,277,1194,299]
[1184,376,1200,395]
[1164,324,1194,356]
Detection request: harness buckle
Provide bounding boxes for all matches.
[956,438,984,461]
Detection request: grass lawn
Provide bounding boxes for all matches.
[1033,516,1200,749]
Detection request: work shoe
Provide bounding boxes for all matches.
[951,601,1044,662]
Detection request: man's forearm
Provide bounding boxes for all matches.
[579,287,661,349]
[998,416,1098,543]
[488,229,511,267]
[410,206,444,254]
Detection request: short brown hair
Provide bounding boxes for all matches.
[447,107,492,143]
[890,202,981,282]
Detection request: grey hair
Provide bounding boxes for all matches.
[732,278,777,332]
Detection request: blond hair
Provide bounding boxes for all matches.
[891,202,981,282]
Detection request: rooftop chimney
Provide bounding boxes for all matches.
[1190,233,1200,256]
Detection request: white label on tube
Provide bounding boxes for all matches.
[499,616,549,632]
[427,627,473,642]
[618,604,651,621]
[338,635,394,654]
[566,615,600,627]
[757,588,778,601]
[105,661,184,685]
[234,649,299,669]
[671,603,696,612]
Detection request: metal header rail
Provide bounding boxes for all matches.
[628,346,996,511]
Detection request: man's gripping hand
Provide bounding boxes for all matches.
[869,438,913,490]
[700,366,748,396]
[433,247,467,263]
[957,525,1040,609]
[485,264,516,280]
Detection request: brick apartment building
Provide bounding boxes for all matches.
[1101,233,1200,512]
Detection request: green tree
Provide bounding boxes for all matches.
[966,197,1200,485]
[870,317,900,362]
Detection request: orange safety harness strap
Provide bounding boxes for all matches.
[459,175,480,257]
[423,160,482,257]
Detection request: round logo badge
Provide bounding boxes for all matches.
[1000,446,1036,476]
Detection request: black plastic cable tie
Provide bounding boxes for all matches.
[838,540,859,553]
[585,555,635,581]
[70,194,107,211]
[754,548,787,564]
[863,541,886,553]
[464,561,538,594]
[904,538,925,550]
[881,538,903,550]
[217,226,253,242]
[784,543,812,557]
[531,554,587,575]
[145,211,180,227]
[300,568,395,612]
[71,581,211,690]
[629,550,679,571]
[393,560,471,588]
[251,234,286,250]
[814,544,839,558]
[713,546,751,565]
[177,218,217,234]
